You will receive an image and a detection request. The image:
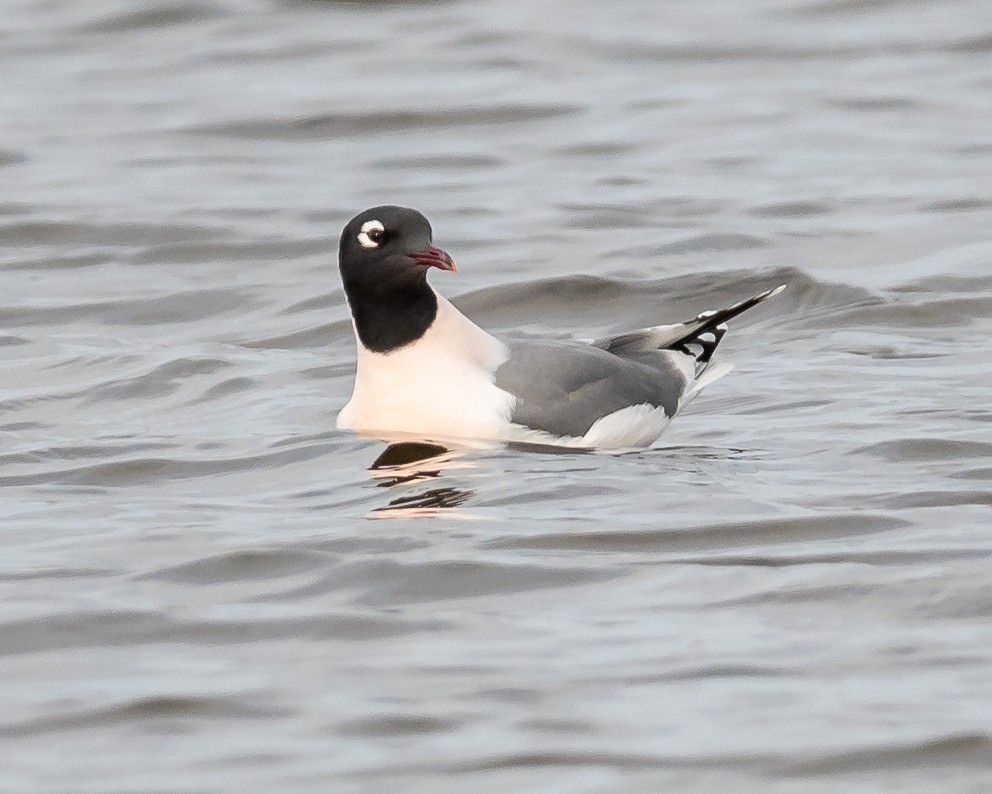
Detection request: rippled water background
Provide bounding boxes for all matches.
[3,0,992,790]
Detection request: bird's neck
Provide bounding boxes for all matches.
[345,277,438,354]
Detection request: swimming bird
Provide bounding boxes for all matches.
[336,205,784,450]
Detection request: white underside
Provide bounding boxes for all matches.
[338,292,728,450]
[501,404,672,450]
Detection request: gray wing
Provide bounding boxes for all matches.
[494,285,787,439]
[493,339,690,439]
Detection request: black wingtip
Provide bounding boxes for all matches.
[667,283,787,352]
[675,324,728,367]
[716,283,787,318]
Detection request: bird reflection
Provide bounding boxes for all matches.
[369,441,450,484]
[367,441,475,518]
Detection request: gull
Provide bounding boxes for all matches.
[336,206,784,450]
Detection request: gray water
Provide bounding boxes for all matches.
[2,0,992,791]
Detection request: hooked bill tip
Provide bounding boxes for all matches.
[409,246,456,273]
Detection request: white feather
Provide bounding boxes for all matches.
[678,362,733,410]
[580,404,672,448]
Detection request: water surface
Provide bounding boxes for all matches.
[2,0,991,791]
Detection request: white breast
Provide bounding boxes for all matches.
[337,294,516,441]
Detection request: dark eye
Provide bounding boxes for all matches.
[358,219,386,249]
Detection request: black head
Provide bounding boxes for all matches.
[338,206,456,353]
[339,206,455,292]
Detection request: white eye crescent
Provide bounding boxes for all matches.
[358,219,385,249]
